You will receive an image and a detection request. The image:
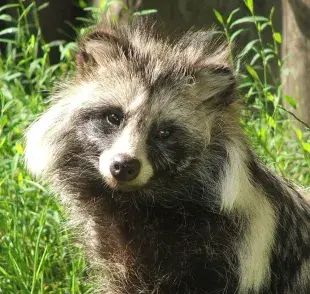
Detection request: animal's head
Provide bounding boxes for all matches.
[25,20,239,197]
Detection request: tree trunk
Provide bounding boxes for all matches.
[282,0,310,127]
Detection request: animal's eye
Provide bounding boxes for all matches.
[106,112,122,126]
[157,129,171,139]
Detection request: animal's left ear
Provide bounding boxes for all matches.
[76,28,129,76]
[193,63,236,106]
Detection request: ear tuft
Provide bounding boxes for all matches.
[194,63,236,105]
[180,30,237,105]
[86,29,119,43]
[76,28,128,75]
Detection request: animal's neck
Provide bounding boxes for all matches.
[105,193,240,293]
[219,141,310,292]
[217,141,276,291]
[80,138,306,293]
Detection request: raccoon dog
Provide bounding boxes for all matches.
[25,19,310,293]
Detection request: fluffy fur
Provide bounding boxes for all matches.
[25,19,310,293]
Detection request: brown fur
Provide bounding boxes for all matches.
[25,19,310,293]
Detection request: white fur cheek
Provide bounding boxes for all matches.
[24,110,58,176]
[133,161,154,186]
[99,150,114,181]
[25,133,51,176]
[25,83,98,177]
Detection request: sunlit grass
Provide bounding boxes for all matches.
[0,1,92,292]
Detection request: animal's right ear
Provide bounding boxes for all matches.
[193,64,236,106]
[76,29,127,75]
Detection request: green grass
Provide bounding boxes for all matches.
[0,2,92,293]
[0,1,309,293]
[215,0,310,185]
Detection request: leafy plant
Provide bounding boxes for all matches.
[214,0,310,185]
[0,1,93,293]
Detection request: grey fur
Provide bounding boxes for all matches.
[25,19,310,293]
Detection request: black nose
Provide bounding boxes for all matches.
[110,155,141,182]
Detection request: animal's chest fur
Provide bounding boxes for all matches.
[100,199,241,293]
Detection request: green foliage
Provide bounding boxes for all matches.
[214,0,310,185]
[0,1,92,293]
[85,0,157,23]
